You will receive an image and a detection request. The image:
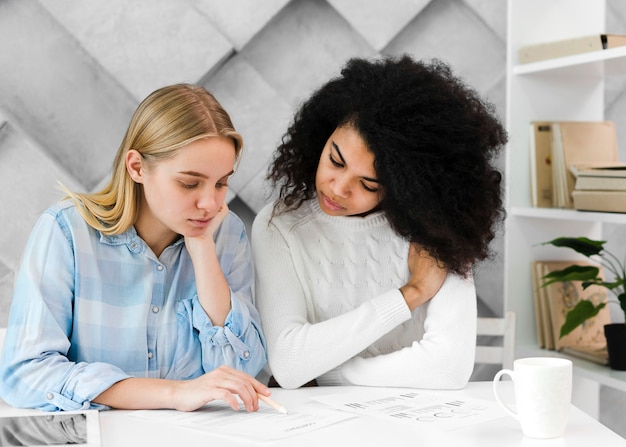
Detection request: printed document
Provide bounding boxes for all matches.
[311,387,505,432]
[131,402,355,443]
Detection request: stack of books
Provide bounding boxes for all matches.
[571,163,626,213]
[529,120,621,210]
[531,260,611,365]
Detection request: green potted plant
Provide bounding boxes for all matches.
[540,237,626,370]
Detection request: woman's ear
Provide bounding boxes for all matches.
[126,150,144,183]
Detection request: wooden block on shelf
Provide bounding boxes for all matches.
[519,34,626,64]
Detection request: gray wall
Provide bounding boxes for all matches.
[0,0,508,325]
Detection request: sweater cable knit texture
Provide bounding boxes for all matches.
[252,199,477,389]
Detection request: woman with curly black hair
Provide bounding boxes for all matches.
[251,55,507,389]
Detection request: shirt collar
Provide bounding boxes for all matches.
[98,227,185,254]
[98,226,144,254]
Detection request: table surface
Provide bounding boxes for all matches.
[2,381,625,446]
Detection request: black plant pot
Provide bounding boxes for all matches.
[604,323,626,371]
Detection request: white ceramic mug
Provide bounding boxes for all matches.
[493,357,572,439]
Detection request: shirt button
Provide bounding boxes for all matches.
[147,351,153,359]
[152,306,159,313]
[243,351,250,359]
[46,392,54,400]
[157,265,164,271]
[130,242,138,250]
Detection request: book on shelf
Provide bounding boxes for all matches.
[531,260,611,365]
[529,121,619,209]
[571,162,626,191]
[562,346,609,366]
[519,33,626,64]
[529,122,554,208]
[572,190,626,213]
[531,261,552,349]
[550,121,618,209]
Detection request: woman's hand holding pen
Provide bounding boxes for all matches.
[400,243,447,311]
[172,365,271,412]
[93,366,273,412]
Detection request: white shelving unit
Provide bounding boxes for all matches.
[505,0,626,408]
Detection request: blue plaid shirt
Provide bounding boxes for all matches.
[0,200,266,411]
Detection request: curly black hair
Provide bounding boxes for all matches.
[267,55,507,276]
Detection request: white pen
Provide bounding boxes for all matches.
[257,393,289,414]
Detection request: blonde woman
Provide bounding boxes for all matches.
[0,84,269,412]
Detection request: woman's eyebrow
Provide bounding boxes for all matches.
[178,170,235,179]
[331,141,346,164]
[332,142,380,183]
[179,170,208,178]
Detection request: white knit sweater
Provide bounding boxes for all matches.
[251,199,477,389]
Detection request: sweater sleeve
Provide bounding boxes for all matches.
[336,273,477,389]
[251,207,411,389]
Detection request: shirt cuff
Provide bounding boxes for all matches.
[192,292,255,362]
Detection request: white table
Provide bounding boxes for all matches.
[0,382,623,446]
[98,381,624,446]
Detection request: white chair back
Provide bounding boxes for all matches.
[475,311,516,370]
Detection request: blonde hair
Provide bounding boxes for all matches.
[64,84,243,235]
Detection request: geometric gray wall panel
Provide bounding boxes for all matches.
[2,0,625,337]
[0,0,511,327]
